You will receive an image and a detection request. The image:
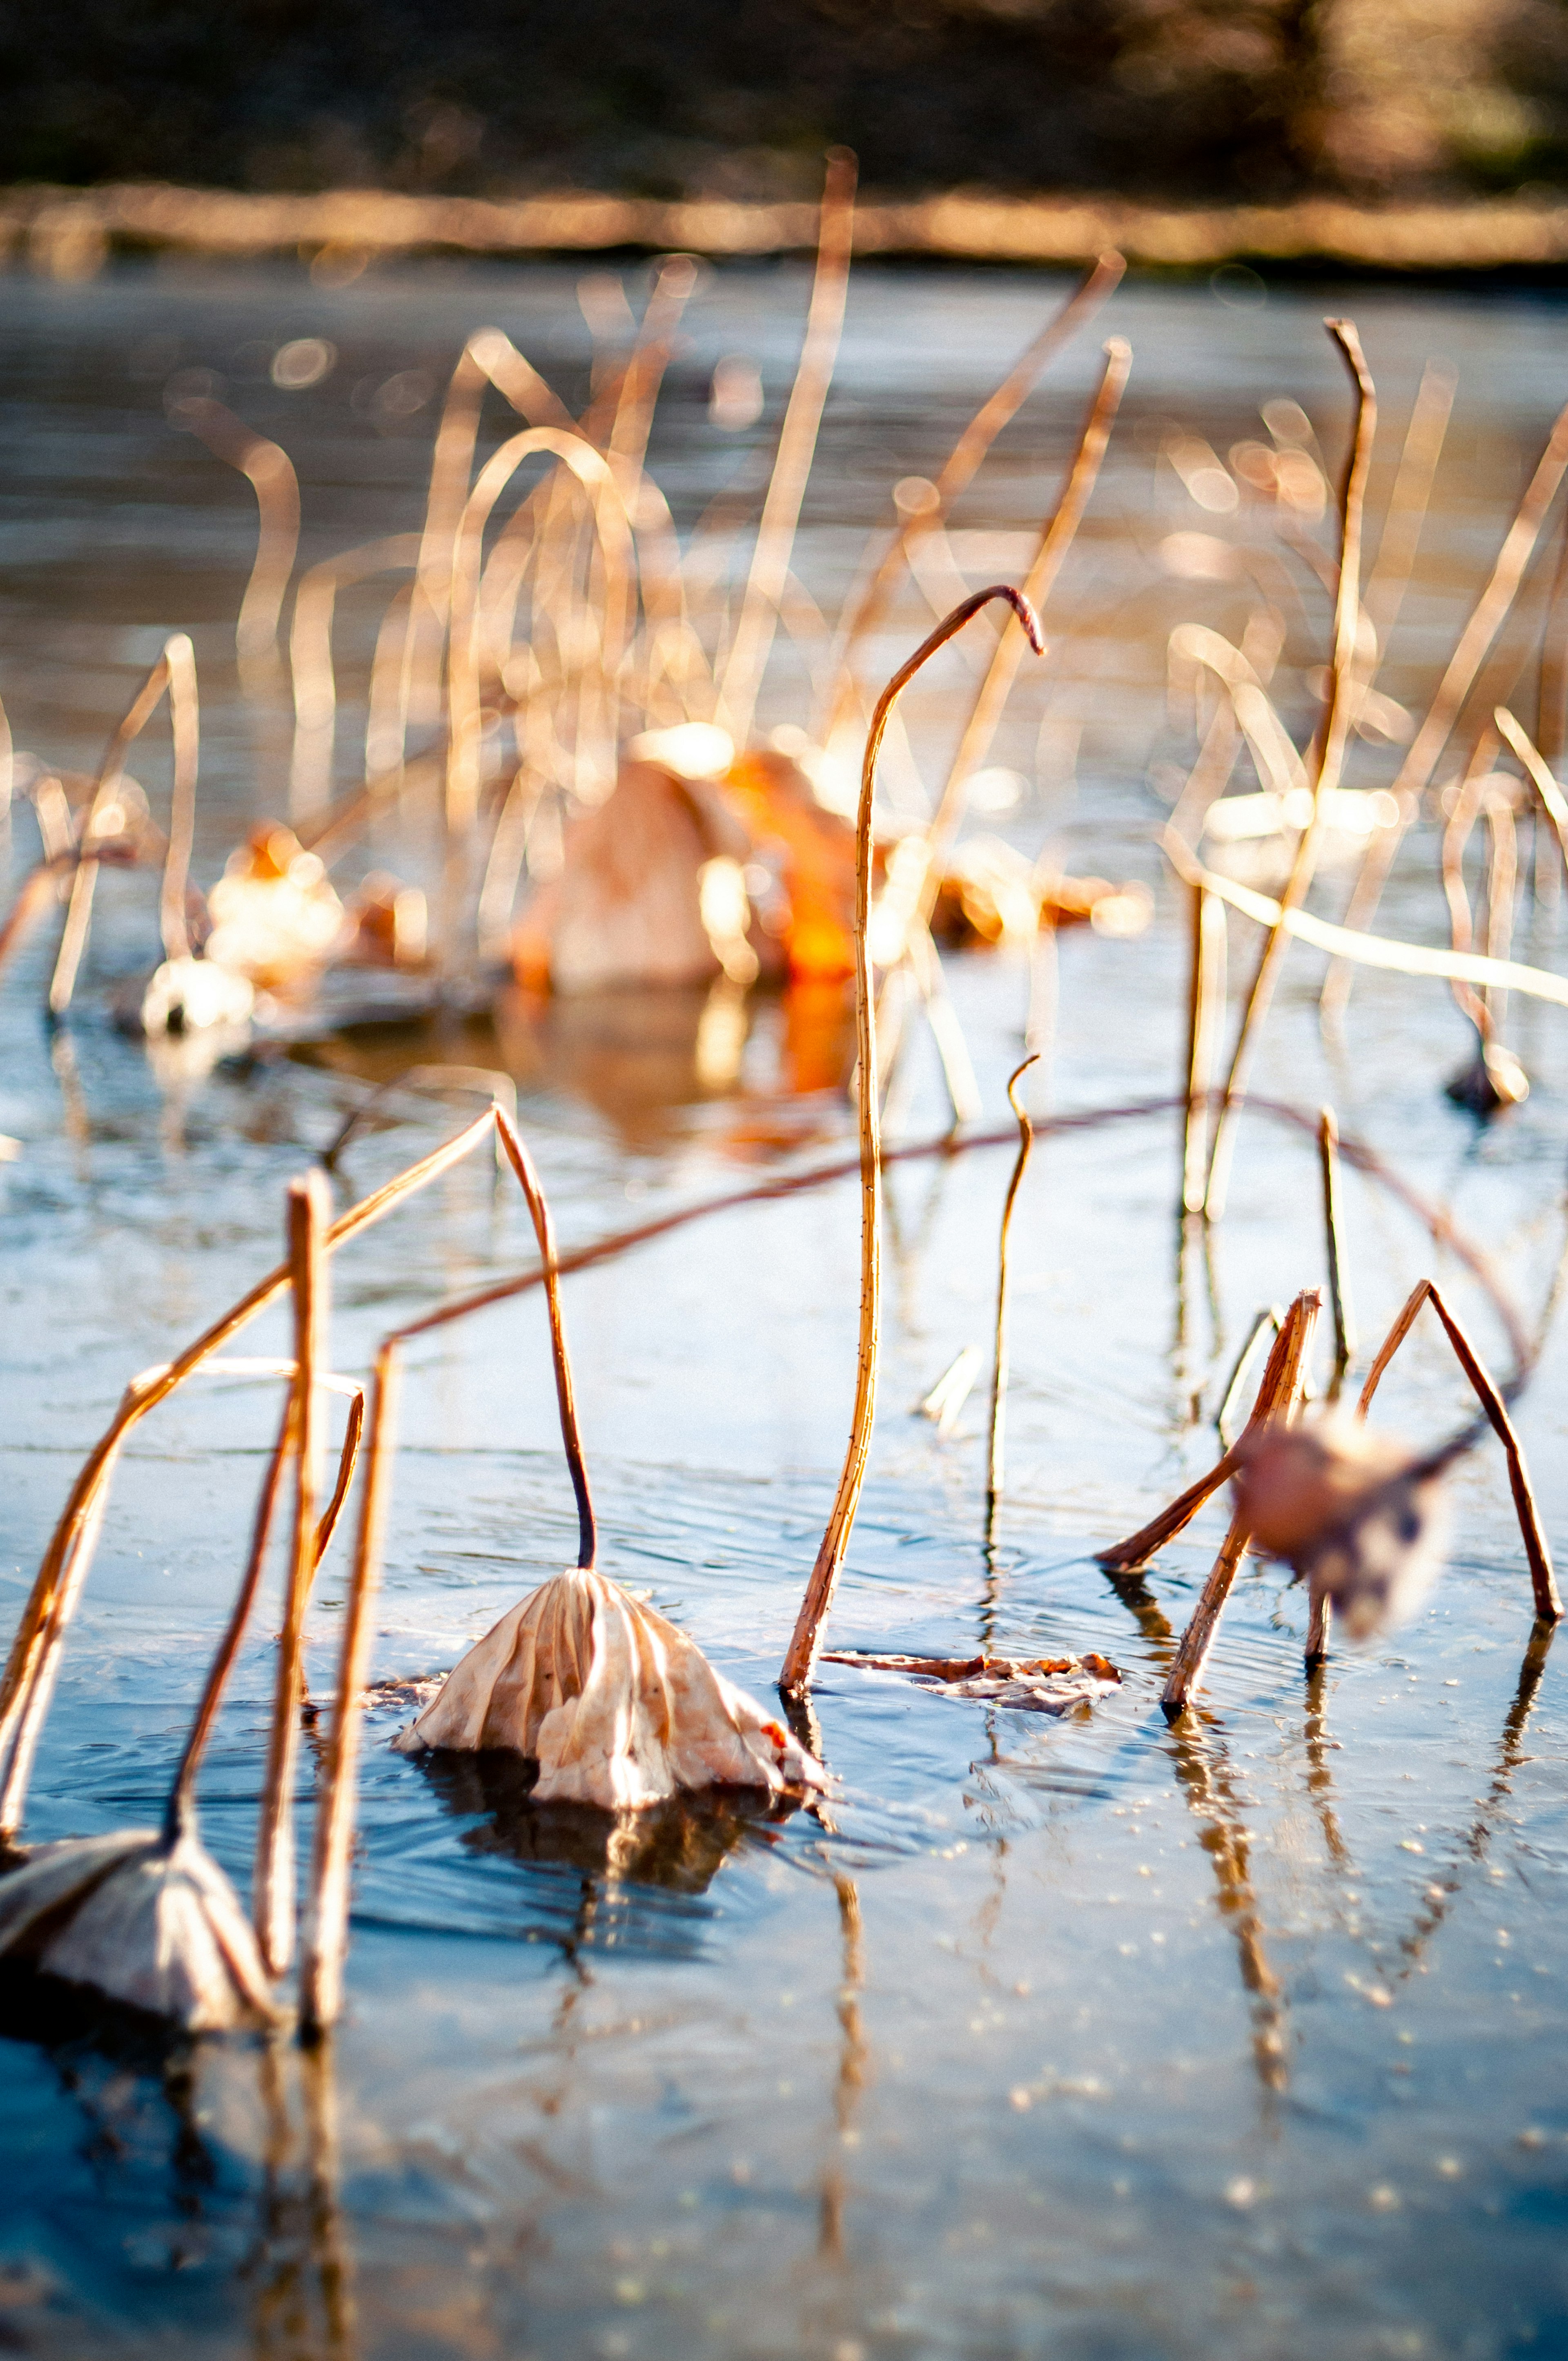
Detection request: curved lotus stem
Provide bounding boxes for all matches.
[49,633,199,1013]
[447,429,637,837]
[171,396,301,663]
[780,584,1045,1696]
[0,1108,501,1846]
[300,1112,598,2032]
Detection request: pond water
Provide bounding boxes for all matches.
[2,256,1568,2361]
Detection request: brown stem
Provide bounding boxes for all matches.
[50,639,191,1015]
[299,1343,403,2039]
[1324,386,1568,1025]
[163,1379,364,1844]
[1161,1293,1321,1718]
[254,1172,331,1978]
[484,1110,595,1568]
[717,149,857,746]
[0,1108,500,1842]
[986,1055,1040,1532]
[1100,1290,1320,1574]
[1319,1105,1356,1393]
[1205,320,1376,1218]
[820,250,1123,741]
[1356,1279,1560,1623]
[780,584,1045,1697]
[1181,885,1226,1214]
[916,339,1130,922]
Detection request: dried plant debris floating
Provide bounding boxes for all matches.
[393,1568,826,1805]
[822,1651,1121,1714]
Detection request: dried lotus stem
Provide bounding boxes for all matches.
[780,584,1045,1697]
[1356,1279,1560,1623]
[166,1374,365,1843]
[301,1112,598,2029]
[1098,1289,1320,1573]
[922,339,1130,900]
[1214,1307,1283,1448]
[50,633,200,1013]
[492,1109,596,1569]
[299,1341,401,2040]
[820,249,1124,742]
[986,1055,1040,1535]
[1496,705,1568,884]
[1325,388,1568,1024]
[1181,884,1226,1214]
[1362,359,1457,657]
[716,148,856,748]
[172,396,302,663]
[1319,1107,1356,1394]
[0,1105,504,1841]
[254,1171,331,1978]
[1204,320,1377,1221]
[1162,826,1568,1011]
[1161,1292,1321,1718]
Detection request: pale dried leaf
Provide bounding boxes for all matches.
[393,1569,827,1809]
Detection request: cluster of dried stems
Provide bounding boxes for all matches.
[11,193,1568,2040]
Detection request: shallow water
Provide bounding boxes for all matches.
[2,257,1568,2359]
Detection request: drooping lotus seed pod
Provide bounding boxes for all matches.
[393,1568,826,1810]
[1234,1417,1448,1641]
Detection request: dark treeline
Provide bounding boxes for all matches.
[4,0,1568,204]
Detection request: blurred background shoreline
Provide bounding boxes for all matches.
[23,180,1568,282]
[15,0,1568,277]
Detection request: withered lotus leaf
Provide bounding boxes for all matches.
[0,1826,278,2032]
[392,1568,827,1809]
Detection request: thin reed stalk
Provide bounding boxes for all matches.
[915,340,1130,916]
[1099,1291,1319,1574]
[1181,884,1227,1213]
[300,1111,597,2030]
[1319,1106,1355,1394]
[167,1375,365,1843]
[1204,320,1377,1219]
[716,150,857,747]
[287,535,422,817]
[1496,705,1568,883]
[254,1172,330,1977]
[447,430,635,837]
[1537,508,1568,762]
[1163,826,1568,1012]
[0,1107,500,1843]
[50,634,200,1015]
[985,1054,1039,1533]
[1214,1308,1282,1446]
[1160,1291,1321,1718]
[1356,1279,1560,1622]
[1325,388,1568,1023]
[172,396,301,664]
[819,250,1124,744]
[780,584,1044,1697]
[1362,360,1456,656]
[298,1344,399,2040]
